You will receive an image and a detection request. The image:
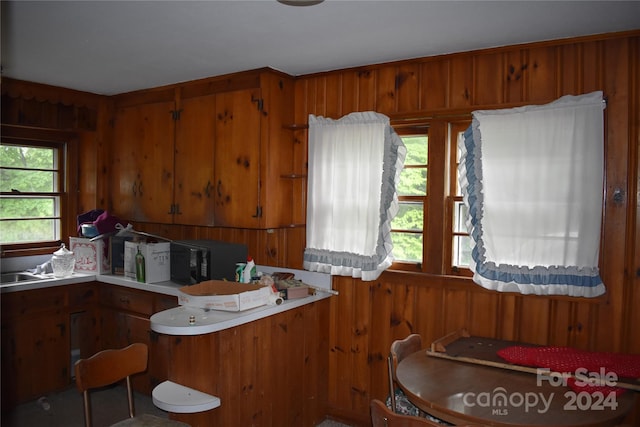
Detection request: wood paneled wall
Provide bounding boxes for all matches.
[293,32,640,425]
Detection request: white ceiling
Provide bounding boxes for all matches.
[2,1,639,96]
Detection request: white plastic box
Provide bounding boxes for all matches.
[177,280,272,312]
[70,237,110,274]
[124,241,171,283]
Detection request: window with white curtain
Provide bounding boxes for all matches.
[458,91,606,297]
[303,112,406,281]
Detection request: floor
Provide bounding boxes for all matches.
[2,385,352,427]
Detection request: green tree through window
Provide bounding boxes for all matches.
[391,134,427,263]
[0,143,61,244]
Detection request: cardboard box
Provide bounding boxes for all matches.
[70,237,110,274]
[275,279,310,300]
[124,241,171,283]
[110,235,135,275]
[178,280,273,312]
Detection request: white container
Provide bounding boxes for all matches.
[242,257,256,283]
[177,280,272,312]
[51,244,75,278]
[124,241,170,283]
[70,237,110,274]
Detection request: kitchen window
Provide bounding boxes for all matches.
[448,121,472,274]
[391,131,427,265]
[390,120,472,276]
[0,128,76,256]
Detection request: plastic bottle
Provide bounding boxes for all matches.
[135,246,145,283]
[243,257,256,283]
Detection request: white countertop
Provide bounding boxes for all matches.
[0,271,184,295]
[0,272,96,292]
[150,291,331,336]
[1,265,334,336]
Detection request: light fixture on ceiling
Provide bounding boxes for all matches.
[277,0,324,6]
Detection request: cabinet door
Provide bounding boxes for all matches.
[135,101,176,223]
[174,94,216,225]
[111,103,144,220]
[112,100,175,223]
[1,313,69,408]
[214,89,262,227]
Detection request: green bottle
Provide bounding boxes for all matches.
[135,247,145,283]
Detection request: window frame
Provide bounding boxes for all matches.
[445,120,473,276]
[0,125,78,258]
[390,125,429,272]
[389,118,473,276]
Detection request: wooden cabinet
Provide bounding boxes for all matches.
[109,69,295,228]
[99,286,178,394]
[213,88,263,227]
[111,99,175,223]
[111,94,216,225]
[214,72,296,228]
[0,283,99,410]
[174,94,217,225]
[166,297,329,427]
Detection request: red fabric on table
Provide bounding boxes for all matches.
[497,346,640,395]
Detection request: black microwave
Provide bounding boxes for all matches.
[170,239,248,285]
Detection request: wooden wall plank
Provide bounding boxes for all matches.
[367,279,393,403]
[376,66,397,115]
[396,63,420,113]
[517,297,551,345]
[340,71,358,115]
[526,46,558,102]
[448,55,473,108]
[505,50,525,104]
[473,52,505,105]
[420,60,449,110]
[597,37,632,352]
[559,44,581,95]
[497,294,519,340]
[355,69,376,111]
[324,73,343,119]
[581,41,603,93]
[467,291,498,339]
[350,282,372,411]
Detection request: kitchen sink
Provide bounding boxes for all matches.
[0,272,46,285]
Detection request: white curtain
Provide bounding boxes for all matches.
[459,91,606,297]
[303,112,406,281]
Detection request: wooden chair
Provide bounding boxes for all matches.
[74,343,189,427]
[387,334,423,415]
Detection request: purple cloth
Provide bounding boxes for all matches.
[93,211,128,235]
[77,209,104,233]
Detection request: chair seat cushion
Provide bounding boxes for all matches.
[111,413,190,427]
[386,389,451,425]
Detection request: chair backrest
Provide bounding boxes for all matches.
[75,343,149,427]
[371,399,443,427]
[390,334,422,373]
[387,334,422,412]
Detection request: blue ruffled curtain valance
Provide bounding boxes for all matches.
[459,91,606,297]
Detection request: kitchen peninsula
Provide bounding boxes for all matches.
[1,265,333,427]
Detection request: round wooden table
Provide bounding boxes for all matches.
[395,351,636,427]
